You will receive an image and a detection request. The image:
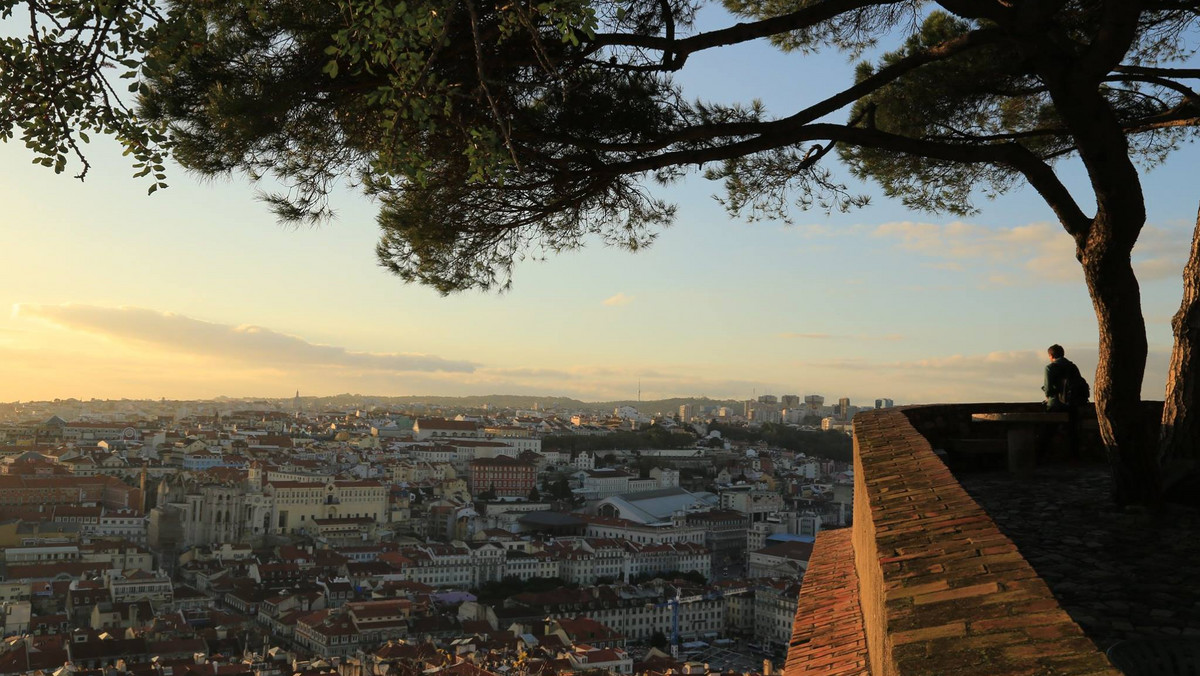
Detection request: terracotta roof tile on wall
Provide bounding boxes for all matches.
[784,528,867,676]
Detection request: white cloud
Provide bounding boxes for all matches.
[15,304,476,373]
[602,293,633,307]
[872,220,1192,284]
[778,332,903,341]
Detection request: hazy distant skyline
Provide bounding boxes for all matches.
[1,6,1191,405]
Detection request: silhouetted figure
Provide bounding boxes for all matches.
[1040,344,1088,459]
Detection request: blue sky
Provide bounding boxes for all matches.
[0,6,1193,405]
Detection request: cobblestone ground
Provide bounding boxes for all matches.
[958,464,1200,651]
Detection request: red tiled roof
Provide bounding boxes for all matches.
[469,456,534,468]
[579,648,627,663]
[7,561,105,580]
[0,644,67,672]
[437,663,499,676]
[755,541,815,561]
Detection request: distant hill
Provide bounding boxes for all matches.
[300,394,744,414]
[5,393,748,416]
[589,396,744,415]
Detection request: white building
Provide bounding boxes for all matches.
[754,580,803,650]
[650,467,680,488]
[622,541,712,580]
[412,418,482,441]
[580,469,637,500]
[581,514,705,545]
[106,568,173,603]
[748,541,812,578]
[719,485,784,520]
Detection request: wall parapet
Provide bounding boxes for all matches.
[785,528,868,675]
[787,404,1120,676]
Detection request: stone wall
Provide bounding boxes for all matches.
[785,405,1120,675]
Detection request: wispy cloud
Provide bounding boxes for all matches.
[925,262,965,272]
[872,220,1192,284]
[602,293,633,307]
[778,332,903,341]
[15,304,476,373]
[778,332,835,339]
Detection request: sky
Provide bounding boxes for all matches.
[1,8,1195,406]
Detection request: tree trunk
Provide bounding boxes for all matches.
[1028,46,1160,505]
[1160,205,1200,493]
[1081,223,1160,505]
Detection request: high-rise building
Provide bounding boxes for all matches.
[875,398,894,409]
[781,394,800,409]
[758,394,778,405]
[679,404,696,421]
[751,407,782,424]
[804,395,825,412]
[838,397,851,418]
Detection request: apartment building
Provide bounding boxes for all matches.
[468,456,536,497]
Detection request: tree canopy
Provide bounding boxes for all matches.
[12,0,1194,292]
[1,0,175,188]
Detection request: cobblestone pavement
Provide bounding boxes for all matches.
[958,463,1200,651]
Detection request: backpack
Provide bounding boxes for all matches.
[1058,364,1090,406]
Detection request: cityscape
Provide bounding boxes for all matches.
[0,394,869,675]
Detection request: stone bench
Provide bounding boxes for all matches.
[970,411,1098,472]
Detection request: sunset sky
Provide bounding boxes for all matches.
[2,8,1195,405]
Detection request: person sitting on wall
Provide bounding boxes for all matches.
[1040,344,1089,458]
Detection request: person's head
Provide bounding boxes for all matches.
[1048,344,1065,360]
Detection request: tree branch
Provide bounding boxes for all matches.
[658,0,675,68]
[1115,65,1200,79]
[933,0,1009,23]
[585,121,1092,236]
[588,0,906,61]
[1106,72,1200,103]
[541,26,1002,153]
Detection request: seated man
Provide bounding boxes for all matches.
[1041,344,1086,457]
[1043,344,1085,411]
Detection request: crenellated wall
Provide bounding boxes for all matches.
[786,405,1120,675]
